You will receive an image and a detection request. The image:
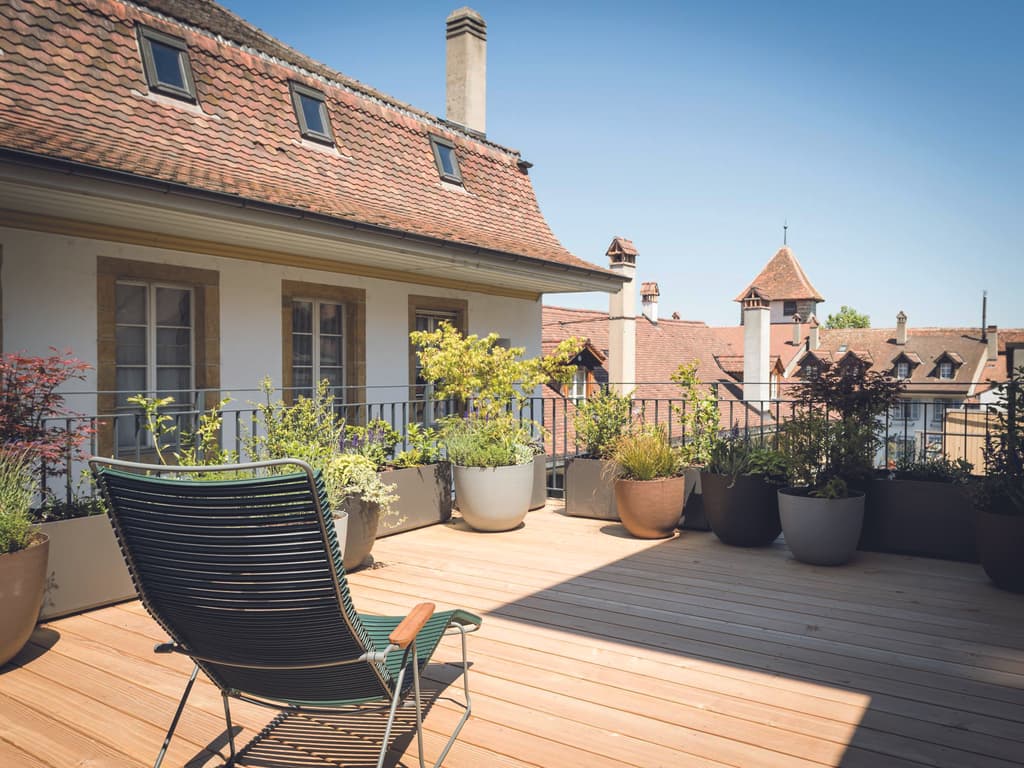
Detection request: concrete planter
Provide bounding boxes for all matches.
[779,488,865,566]
[0,534,49,667]
[377,462,452,538]
[861,478,977,562]
[679,467,709,531]
[977,508,1024,593]
[701,472,782,547]
[615,476,686,539]
[334,497,380,571]
[453,462,533,531]
[530,454,548,511]
[39,515,136,620]
[564,457,618,520]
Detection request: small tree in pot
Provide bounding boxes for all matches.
[610,425,685,539]
[974,366,1024,591]
[671,361,721,530]
[778,361,904,565]
[566,388,632,519]
[411,323,581,532]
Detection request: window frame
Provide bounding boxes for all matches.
[429,135,463,185]
[938,361,955,380]
[896,361,910,379]
[289,82,334,145]
[137,25,197,102]
[782,300,797,317]
[289,298,346,400]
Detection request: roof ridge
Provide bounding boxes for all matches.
[126,0,522,156]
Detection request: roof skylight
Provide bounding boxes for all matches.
[289,82,334,145]
[429,135,463,184]
[137,26,196,101]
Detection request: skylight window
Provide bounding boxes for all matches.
[137,26,196,101]
[289,83,334,145]
[429,135,463,184]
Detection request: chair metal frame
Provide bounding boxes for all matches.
[90,456,479,768]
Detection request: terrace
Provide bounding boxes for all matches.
[3,501,1023,767]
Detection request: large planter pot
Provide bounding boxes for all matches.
[861,478,977,562]
[977,508,1024,593]
[39,514,137,620]
[702,472,782,547]
[615,476,686,539]
[334,497,380,571]
[530,454,548,511]
[564,457,618,520]
[453,462,533,532]
[679,467,709,531]
[377,462,452,538]
[779,488,865,566]
[0,534,49,667]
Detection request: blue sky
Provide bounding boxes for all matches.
[221,0,1022,330]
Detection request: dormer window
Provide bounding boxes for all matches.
[290,83,334,145]
[896,361,910,379]
[429,135,462,184]
[939,361,954,380]
[137,26,196,101]
[802,361,819,379]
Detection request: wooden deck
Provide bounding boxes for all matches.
[2,502,1023,767]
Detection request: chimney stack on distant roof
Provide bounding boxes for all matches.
[792,313,802,346]
[896,310,908,345]
[607,237,638,395]
[641,281,660,324]
[808,315,820,351]
[987,325,998,361]
[446,8,487,134]
[741,286,771,411]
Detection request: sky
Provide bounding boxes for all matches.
[220,0,1022,330]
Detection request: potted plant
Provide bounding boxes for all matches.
[671,361,721,530]
[0,451,49,667]
[410,323,581,532]
[702,437,789,547]
[974,366,1024,592]
[778,362,904,565]
[861,455,976,561]
[610,425,685,538]
[565,388,632,519]
[246,380,396,570]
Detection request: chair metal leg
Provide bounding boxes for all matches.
[429,624,473,768]
[411,641,426,768]
[377,659,409,768]
[223,693,237,766]
[153,663,199,768]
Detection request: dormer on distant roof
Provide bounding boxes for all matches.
[735,246,824,326]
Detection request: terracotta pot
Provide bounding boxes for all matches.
[614,476,685,539]
[977,508,1024,593]
[0,534,50,667]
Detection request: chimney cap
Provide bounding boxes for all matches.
[446,7,487,38]
[808,314,819,328]
[641,282,660,297]
[792,313,802,323]
[897,310,907,322]
[606,236,638,266]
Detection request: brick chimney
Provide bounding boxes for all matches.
[987,325,998,361]
[741,286,771,410]
[896,310,908,345]
[607,237,637,395]
[641,282,659,324]
[808,314,820,351]
[446,8,487,134]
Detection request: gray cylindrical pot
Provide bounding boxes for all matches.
[453,462,533,531]
[333,496,380,571]
[778,488,865,566]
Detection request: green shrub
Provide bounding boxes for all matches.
[611,426,681,481]
[573,388,632,459]
[893,456,973,484]
[671,361,720,466]
[442,416,534,468]
[708,438,789,485]
[392,423,444,468]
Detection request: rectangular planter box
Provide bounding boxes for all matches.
[860,477,978,562]
[565,457,618,520]
[38,514,136,620]
[377,462,452,538]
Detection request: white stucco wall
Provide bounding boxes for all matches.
[1,226,543,413]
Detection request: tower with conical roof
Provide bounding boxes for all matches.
[735,246,824,324]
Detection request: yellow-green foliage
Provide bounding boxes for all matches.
[670,361,720,466]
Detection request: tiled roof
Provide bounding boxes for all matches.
[734,246,824,302]
[0,0,604,272]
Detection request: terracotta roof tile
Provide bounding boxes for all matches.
[0,0,604,272]
[734,246,824,302]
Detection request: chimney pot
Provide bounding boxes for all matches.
[808,314,820,351]
[446,8,487,133]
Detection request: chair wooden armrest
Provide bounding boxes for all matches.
[389,602,436,649]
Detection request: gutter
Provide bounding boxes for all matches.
[0,148,625,288]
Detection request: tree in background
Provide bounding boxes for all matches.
[825,305,870,329]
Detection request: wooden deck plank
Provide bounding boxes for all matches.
[2,502,1023,767]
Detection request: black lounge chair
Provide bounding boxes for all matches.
[90,457,481,768]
